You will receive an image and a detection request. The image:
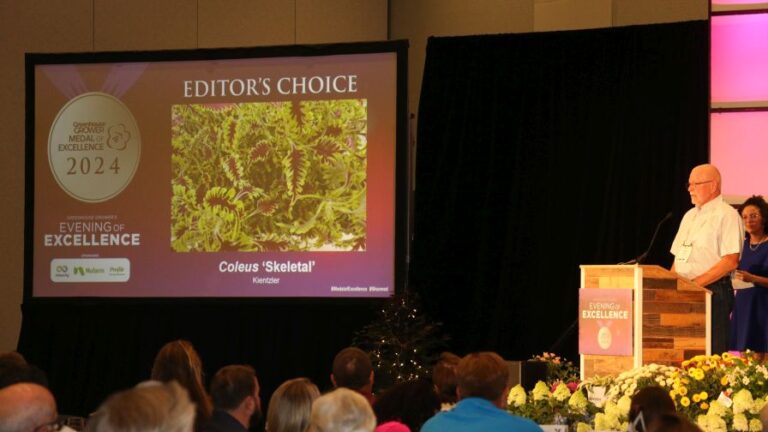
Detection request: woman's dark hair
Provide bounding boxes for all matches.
[629,386,677,431]
[646,413,702,432]
[151,340,213,426]
[373,379,440,431]
[739,195,768,233]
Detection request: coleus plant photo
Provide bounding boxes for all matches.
[171,99,367,252]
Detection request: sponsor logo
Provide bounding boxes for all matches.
[50,258,130,283]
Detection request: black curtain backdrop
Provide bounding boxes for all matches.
[17,20,709,419]
[411,21,709,362]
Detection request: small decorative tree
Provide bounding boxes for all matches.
[353,290,450,391]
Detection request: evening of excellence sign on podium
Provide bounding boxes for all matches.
[579,288,633,356]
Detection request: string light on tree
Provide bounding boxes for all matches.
[353,290,449,391]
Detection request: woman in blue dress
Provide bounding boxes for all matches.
[730,195,768,357]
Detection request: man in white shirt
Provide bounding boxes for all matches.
[670,164,743,354]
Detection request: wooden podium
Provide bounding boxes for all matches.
[579,264,711,379]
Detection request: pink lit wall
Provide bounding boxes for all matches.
[713,0,768,4]
[711,13,768,102]
[711,112,768,201]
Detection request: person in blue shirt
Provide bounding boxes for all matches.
[421,352,542,432]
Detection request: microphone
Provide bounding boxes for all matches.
[621,212,674,265]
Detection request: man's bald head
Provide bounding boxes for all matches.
[688,164,722,207]
[0,383,57,432]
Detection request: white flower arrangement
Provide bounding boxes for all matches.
[603,363,677,402]
[507,352,768,431]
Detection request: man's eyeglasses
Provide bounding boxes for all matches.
[687,180,714,188]
[34,417,64,432]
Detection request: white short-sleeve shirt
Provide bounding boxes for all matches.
[670,195,743,280]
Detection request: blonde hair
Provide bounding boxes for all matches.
[85,381,195,432]
[266,378,320,432]
[307,388,375,432]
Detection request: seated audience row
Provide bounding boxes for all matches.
[21,342,768,432]
[1,346,538,432]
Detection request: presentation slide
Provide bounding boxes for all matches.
[28,44,404,298]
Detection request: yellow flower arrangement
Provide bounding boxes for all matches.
[552,382,571,402]
[505,352,768,431]
[594,412,621,431]
[732,389,755,415]
[670,353,731,422]
[706,399,727,418]
[697,413,728,432]
[692,368,706,381]
[507,380,599,426]
[567,388,589,414]
[733,413,749,431]
[507,384,527,407]
[532,381,551,401]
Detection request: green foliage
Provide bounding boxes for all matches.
[353,291,449,392]
[171,100,367,252]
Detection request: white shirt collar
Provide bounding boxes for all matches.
[697,194,724,213]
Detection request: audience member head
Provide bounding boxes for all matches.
[0,352,48,389]
[373,379,440,432]
[456,352,509,408]
[645,413,701,432]
[85,380,194,432]
[331,347,374,400]
[266,377,320,432]
[0,351,26,368]
[760,400,768,432]
[209,365,261,429]
[0,383,57,432]
[628,386,677,431]
[150,340,212,423]
[432,352,461,404]
[307,388,375,432]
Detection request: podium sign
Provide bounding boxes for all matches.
[579,288,633,356]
